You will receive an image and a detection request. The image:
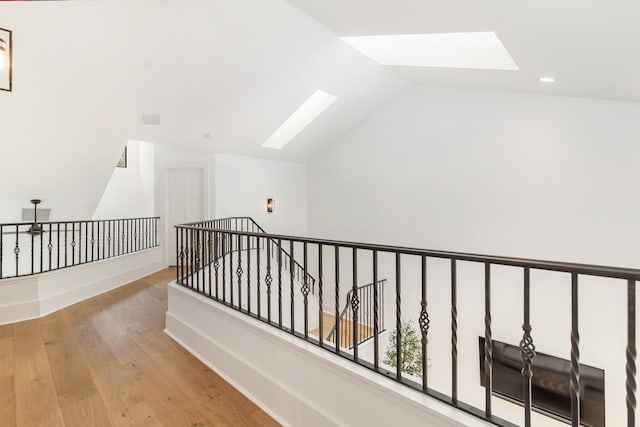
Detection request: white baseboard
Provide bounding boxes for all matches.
[0,247,163,325]
[165,283,490,427]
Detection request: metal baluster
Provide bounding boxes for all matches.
[175,226,180,283]
[57,223,60,268]
[237,234,243,310]
[373,250,379,370]
[570,272,580,426]
[520,266,536,427]
[208,232,212,297]
[302,242,309,339]
[451,258,458,402]
[0,225,3,278]
[91,221,95,261]
[257,236,261,318]
[70,222,76,265]
[352,248,359,361]
[14,225,19,276]
[186,229,191,288]
[78,221,83,264]
[247,235,251,313]
[64,223,68,267]
[627,278,637,427]
[290,240,295,334]
[201,229,206,293]
[48,224,52,271]
[318,243,324,348]
[265,238,272,323]
[85,221,89,261]
[278,239,283,328]
[222,233,227,302]
[39,222,43,273]
[229,232,234,306]
[97,220,101,260]
[214,232,220,299]
[31,219,34,274]
[335,245,340,352]
[484,262,493,417]
[419,255,430,391]
[395,252,402,381]
[195,229,200,292]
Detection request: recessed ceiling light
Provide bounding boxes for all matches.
[341,32,519,71]
[539,76,555,83]
[261,90,337,150]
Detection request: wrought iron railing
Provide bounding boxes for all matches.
[326,279,386,349]
[0,217,160,279]
[180,217,315,293]
[175,218,640,427]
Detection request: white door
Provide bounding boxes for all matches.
[167,168,204,265]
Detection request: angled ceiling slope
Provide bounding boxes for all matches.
[285,0,640,103]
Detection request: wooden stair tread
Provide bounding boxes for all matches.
[310,313,375,348]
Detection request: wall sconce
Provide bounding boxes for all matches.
[0,27,12,92]
[267,198,275,213]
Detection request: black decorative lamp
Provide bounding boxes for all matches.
[267,198,275,213]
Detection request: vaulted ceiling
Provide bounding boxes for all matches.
[1,0,638,219]
[286,0,640,103]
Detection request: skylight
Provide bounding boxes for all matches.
[261,90,338,150]
[341,32,519,71]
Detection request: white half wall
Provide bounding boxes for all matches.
[0,247,162,325]
[165,282,491,427]
[215,153,307,236]
[308,85,640,269]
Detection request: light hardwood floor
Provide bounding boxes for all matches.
[0,268,279,427]
[310,312,374,348]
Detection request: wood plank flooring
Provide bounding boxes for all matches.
[0,268,279,427]
[310,312,374,348]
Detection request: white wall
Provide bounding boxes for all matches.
[0,2,136,223]
[93,140,155,219]
[307,85,640,425]
[215,153,307,236]
[0,0,404,223]
[308,85,640,269]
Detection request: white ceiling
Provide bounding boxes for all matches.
[0,0,407,164]
[285,0,640,103]
[2,0,639,178]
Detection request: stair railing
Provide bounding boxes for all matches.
[183,217,315,293]
[326,279,386,348]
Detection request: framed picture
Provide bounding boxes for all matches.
[0,27,12,92]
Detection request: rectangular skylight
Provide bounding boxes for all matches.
[341,32,519,71]
[261,90,338,150]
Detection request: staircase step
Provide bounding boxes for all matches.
[310,313,374,348]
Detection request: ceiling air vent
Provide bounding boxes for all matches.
[140,114,160,125]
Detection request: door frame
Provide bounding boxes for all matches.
[159,163,211,268]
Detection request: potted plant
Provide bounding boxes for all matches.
[383,320,423,376]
